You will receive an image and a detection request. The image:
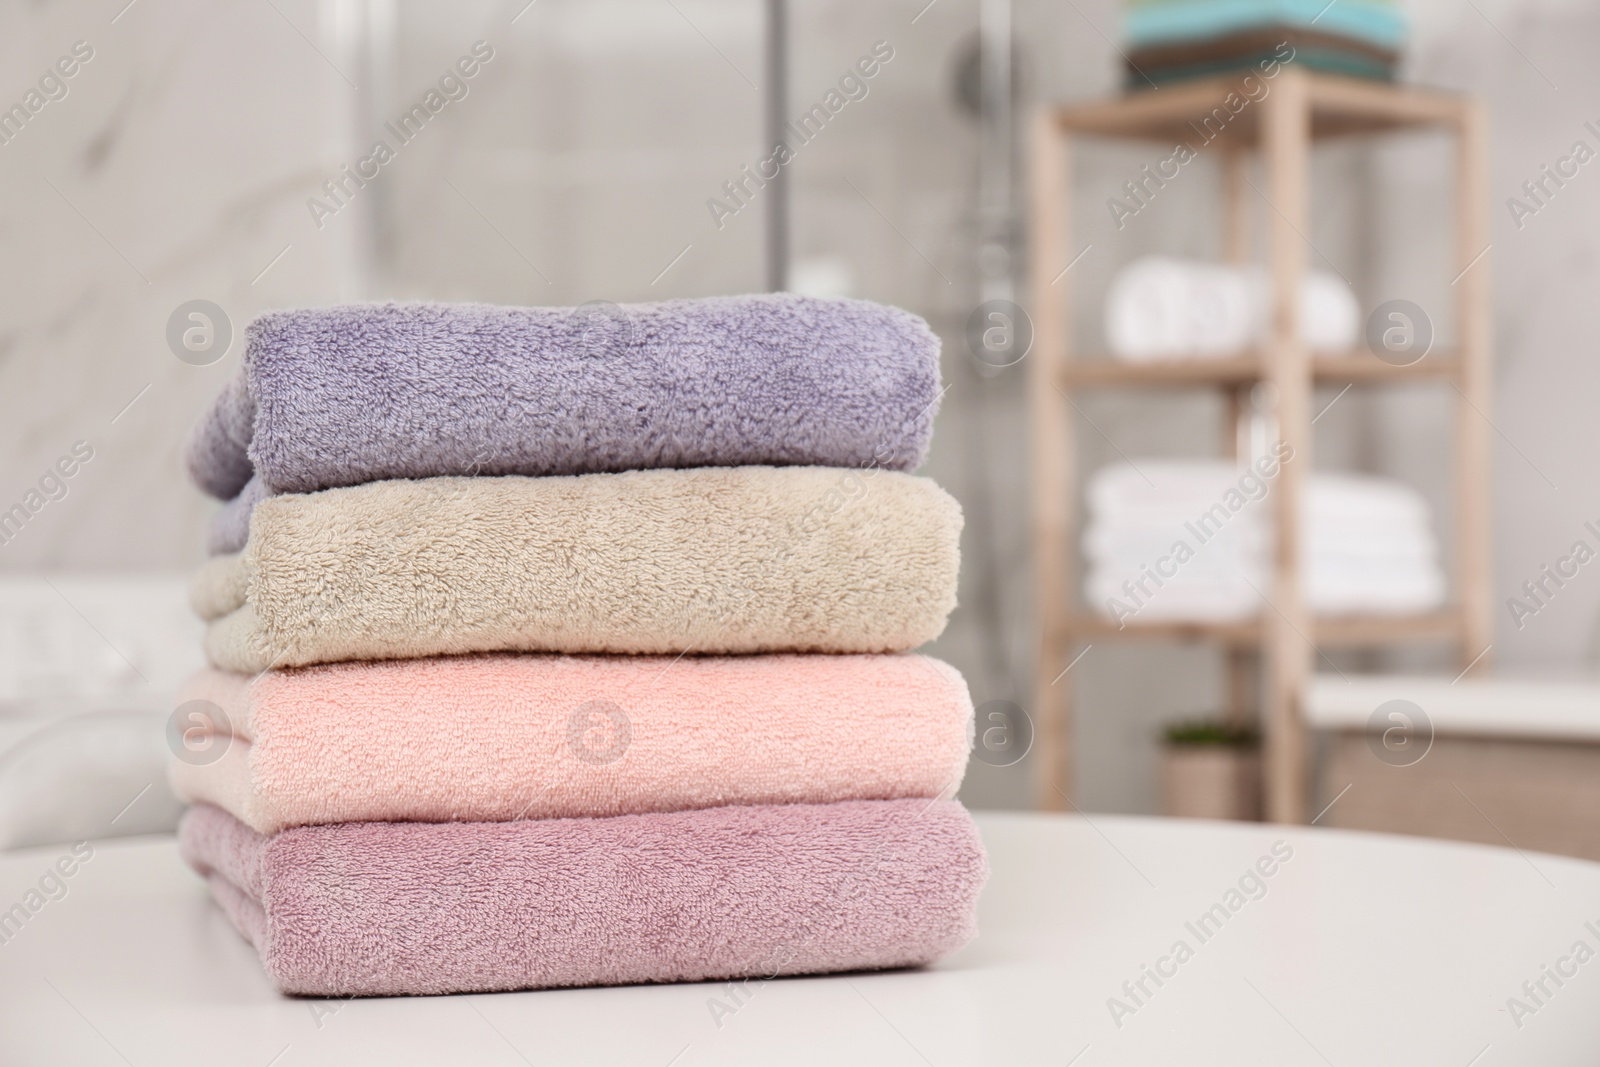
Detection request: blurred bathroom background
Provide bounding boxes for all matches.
[0,0,1597,842]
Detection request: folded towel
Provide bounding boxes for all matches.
[1087,462,1432,529]
[1123,0,1406,52]
[207,476,269,557]
[192,466,962,672]
[1088,536,1439,574]
[179,799,988,996]
[1125,25,1398,69]
[1305,565,1446,615]
[1084,461,1446,619]
[1125,32,1398,88]
[185,295,943,509]
[1086,560,1446,619]
[168,652,973,834]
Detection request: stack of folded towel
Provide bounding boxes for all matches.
[1085,460,1445,621]
[1122,0,1407,89]
[173,296,987,997]
[1106,256,1361,361]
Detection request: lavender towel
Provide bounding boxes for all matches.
[179,799,987,997]
[186,295,943,509]
[207,476,269,557]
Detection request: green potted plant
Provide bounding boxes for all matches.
[1161,719,1261,821]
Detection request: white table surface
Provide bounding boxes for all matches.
[2,812,1598,1065]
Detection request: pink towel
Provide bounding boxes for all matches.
[179,799,987,996]
[168,652,973,833]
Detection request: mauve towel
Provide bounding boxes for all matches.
[168,652,973,834]
[190,466,962,672]
[185,295,943,506]
[179,799,988,997]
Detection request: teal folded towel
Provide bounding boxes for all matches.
[1124,0,1407,52]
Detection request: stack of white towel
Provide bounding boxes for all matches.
[1084,461,1445,621]
[1105,256,1361,361]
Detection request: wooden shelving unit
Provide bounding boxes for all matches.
[1058,351,1462,386]
[1028,69,1493,823]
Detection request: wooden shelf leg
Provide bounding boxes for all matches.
[1222,146,1262,754]
[1455,99,1494,677]
[1030,112,1073,811]
[1222,146,1251,264]
[1262,68,1312,824]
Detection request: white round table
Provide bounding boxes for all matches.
[1,813,1596,1065]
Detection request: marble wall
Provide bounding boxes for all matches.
[0,0,363,574]
[1,0,1596,813]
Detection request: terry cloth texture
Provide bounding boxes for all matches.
[168,652,975,834]
[185,294,943,505]
[192,466,962,672]
[179,799,989,997]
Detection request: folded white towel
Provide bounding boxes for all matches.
[1086,518,1438,566]
[1087,462,1433,531]
[1085,561,1446,620]
[1084,460,1446,620]
[1106,256,1361,361]
[1307,565,1447,615]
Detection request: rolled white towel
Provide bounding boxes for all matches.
[1105,257,1256,360]
[1274,268,1362,354]
[1105,255,1360,361]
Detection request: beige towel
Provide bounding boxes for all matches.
[194,466,962,671]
